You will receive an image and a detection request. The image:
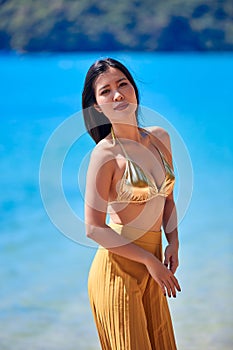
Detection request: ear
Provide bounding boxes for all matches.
[94,103,102,113]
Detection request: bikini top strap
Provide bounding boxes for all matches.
[139,127,167,165]
[111,127,130,159]
[111,126,170,169]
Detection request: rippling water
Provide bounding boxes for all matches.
[0,52,233,349]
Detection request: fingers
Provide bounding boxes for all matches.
[170,260,179,274]
[162,272,181,298]
[164,252,170,268]
[159,282,167,297]
[149,256,181,298]
[172,275,181,292]
[164,256,179,274]
[164,245,179,274]
[163,279,176,298]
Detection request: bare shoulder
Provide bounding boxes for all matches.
[89,137,115,167]
[144,125,173,166]
[144,126,171,148]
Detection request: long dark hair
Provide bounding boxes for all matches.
[82,58,140,144]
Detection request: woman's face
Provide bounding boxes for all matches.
[94,67,138,123]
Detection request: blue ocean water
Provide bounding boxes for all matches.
[0,52,233,349]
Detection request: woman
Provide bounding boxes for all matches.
[82,58,181,350]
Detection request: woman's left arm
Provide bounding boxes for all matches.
[163,193,179,274]
[151,126,179,274]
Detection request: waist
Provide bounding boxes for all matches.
[109,222,162,245]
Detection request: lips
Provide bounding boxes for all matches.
[113,102,129,111]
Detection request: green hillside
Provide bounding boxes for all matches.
[0,0,233,52]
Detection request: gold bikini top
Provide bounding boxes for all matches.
[109,128,175,204]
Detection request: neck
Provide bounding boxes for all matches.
[111,123,141,142]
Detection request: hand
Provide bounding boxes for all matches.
[146,255,181,298]
[164,244,179,274]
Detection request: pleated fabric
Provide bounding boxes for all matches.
[88,224,177,350]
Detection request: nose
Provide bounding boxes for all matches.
[113,89,124,101]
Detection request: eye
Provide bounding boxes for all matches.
[119,81,128,88]
[100,89,110,95]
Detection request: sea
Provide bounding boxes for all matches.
[0,52,233,350]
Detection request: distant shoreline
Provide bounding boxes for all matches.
[1,1,233,53]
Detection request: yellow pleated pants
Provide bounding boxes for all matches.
[88,223,177,350]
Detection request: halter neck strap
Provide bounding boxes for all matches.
[111,127,130,159]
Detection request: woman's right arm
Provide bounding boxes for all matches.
[85,145,181,297]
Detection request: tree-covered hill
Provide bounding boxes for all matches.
[0,0,233,52]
